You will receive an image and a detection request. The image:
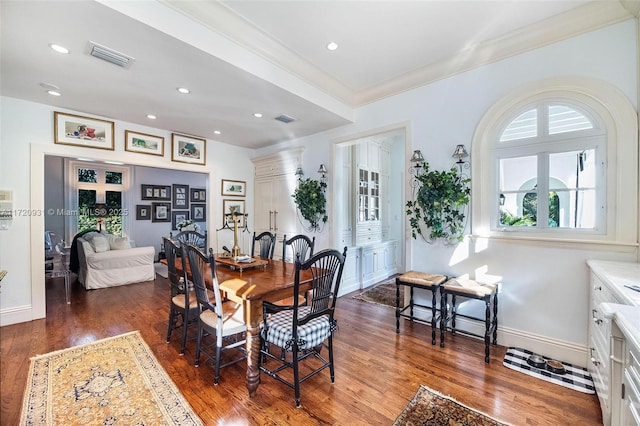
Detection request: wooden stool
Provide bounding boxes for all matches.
[396,271,447,345]
[439,277,498,363]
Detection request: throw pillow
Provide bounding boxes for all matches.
[110,236,131,250]
[90,234,110,253]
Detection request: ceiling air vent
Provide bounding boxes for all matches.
[88,41,134,69]
[274,114,296,124]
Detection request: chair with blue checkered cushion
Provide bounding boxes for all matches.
[185,243,246,385]
[281,234,315,263]
[259,247,347,408]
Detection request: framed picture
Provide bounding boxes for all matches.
[190,188,206,202]
[136,205,151,220]
[54,111,114,150]
[222,199,246,228]
[172,211,189,231]
[172,133,206,165]
[151,202,171,222]
[172,184,189,210]
[125,130,164,156]
[141,184,171,200]
[191,203,206,222]
[221,179,246,197]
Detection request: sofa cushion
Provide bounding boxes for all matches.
[107,234,132,250]
[88,233,110,253]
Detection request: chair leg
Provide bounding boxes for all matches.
[493,292,499,344]
[195,322,203,367]
[395,283,401,333]
[214,344,222,385]
[167,305,176,343]
[484,297,491,363]
[451,295,457,335]
[430,287,437,345]
[328,336,335,383]
[440,291,446,348]
[180,310,189,355]
[293,345,301,408]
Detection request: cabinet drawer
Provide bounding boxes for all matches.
[624,369,640,426]
[629,345,640,396]
[592,275,615,305]
[589,335,610,413]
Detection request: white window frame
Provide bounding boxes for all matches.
[472,77,637,246]
[64,159,132,239]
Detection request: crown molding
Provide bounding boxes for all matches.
[620,0,640,16]
[353,1,634,106]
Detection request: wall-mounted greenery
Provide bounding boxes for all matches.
[406,163,470,243]
[292,178,328,231]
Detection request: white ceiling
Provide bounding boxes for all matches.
[1,0,635,150]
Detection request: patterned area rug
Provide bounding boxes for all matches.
[353,276,403,308]
[393,385,510,426]
[20,331,202,425]
[503,347,595,394]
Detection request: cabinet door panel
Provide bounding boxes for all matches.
[254,179,274,233]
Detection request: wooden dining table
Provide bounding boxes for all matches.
[166,255,313,397]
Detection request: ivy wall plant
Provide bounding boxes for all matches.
[292,178,328,231]
[406,163,471,243]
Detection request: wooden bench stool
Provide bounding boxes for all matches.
[439,277,499,363]
[395,271,447,345]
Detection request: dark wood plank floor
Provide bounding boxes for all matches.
[1,273,602,425]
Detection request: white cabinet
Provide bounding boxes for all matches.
[338,246,361,296]
[587,260,640,426]
[361,240,397,288]
[252,150,302,259]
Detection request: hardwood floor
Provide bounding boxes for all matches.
[1,274,602,425]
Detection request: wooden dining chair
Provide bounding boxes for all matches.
[251,231,276,259]
[163,237,199,356]
[282,234,315,263]
[170,230,207,251]
[260,247,347,407]
[184,243,246,385]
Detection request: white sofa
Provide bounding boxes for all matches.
[77,232,155,290]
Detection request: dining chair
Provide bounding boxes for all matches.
[163,237,199,356]
[282,234,315,263]
[259,247,347,407]
[185,243,246,385]
[251,231,276,259]
[171,230,207,251]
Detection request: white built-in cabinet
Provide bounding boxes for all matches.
[336,141,397,290]
[251,149,302,260]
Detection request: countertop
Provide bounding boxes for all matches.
[587,259,640,306]
[601,303,640,353]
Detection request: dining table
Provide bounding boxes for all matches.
[166,255,313,397]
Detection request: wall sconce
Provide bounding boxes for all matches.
[452,144,469,172]
[317,164,328,184]
[408,150,425,193]
[93,203,108,231]
[499,193,505,206]
[294,167,304,181]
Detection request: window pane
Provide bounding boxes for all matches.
[500,109,537,142]
[77,189,97,232]
[550,188,596,229]
[549,149,595,190]
[105,171,122,184]
[78,168,97,183]
[548,105,593,135]
[499,192,537,227]
[106,191,121,208]
[499,156,537,191]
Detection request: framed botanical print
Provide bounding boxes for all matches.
[151,202,171,222]
[191,204,206,222]
[172,211,189,231]
[54,111,114,150]
[221,179,246,197]
[136,205,151,220]
[171,133,206,165]
[222,199,246,228]
[141,184,171,200]
[125,130,164,156]
[190,188,206,202]
[172,184,189,210]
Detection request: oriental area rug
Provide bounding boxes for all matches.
[392,385,510,426]
[20,331,203,426]
[353,276,403,308]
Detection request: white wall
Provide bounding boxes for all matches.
[0,97,254,325]
[253,19,639,365]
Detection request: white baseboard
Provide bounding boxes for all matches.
[406,306,587,367]
[338,280,361,297]
[0,304,35,327]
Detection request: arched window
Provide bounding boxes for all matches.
[471,77,638,245]
[496,102,603,232]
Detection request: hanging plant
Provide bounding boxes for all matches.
[292,178,328,231]
[406,163,471,243]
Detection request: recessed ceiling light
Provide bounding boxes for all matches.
[214,130,221,135]
[39,82,59,90]
[104,161,125,165]
[326,42,338,51]
[49,44,69,54]
[177,87,190,94]
[47,90,61,97]
[146,114,157,119]
[253,113,263,118]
